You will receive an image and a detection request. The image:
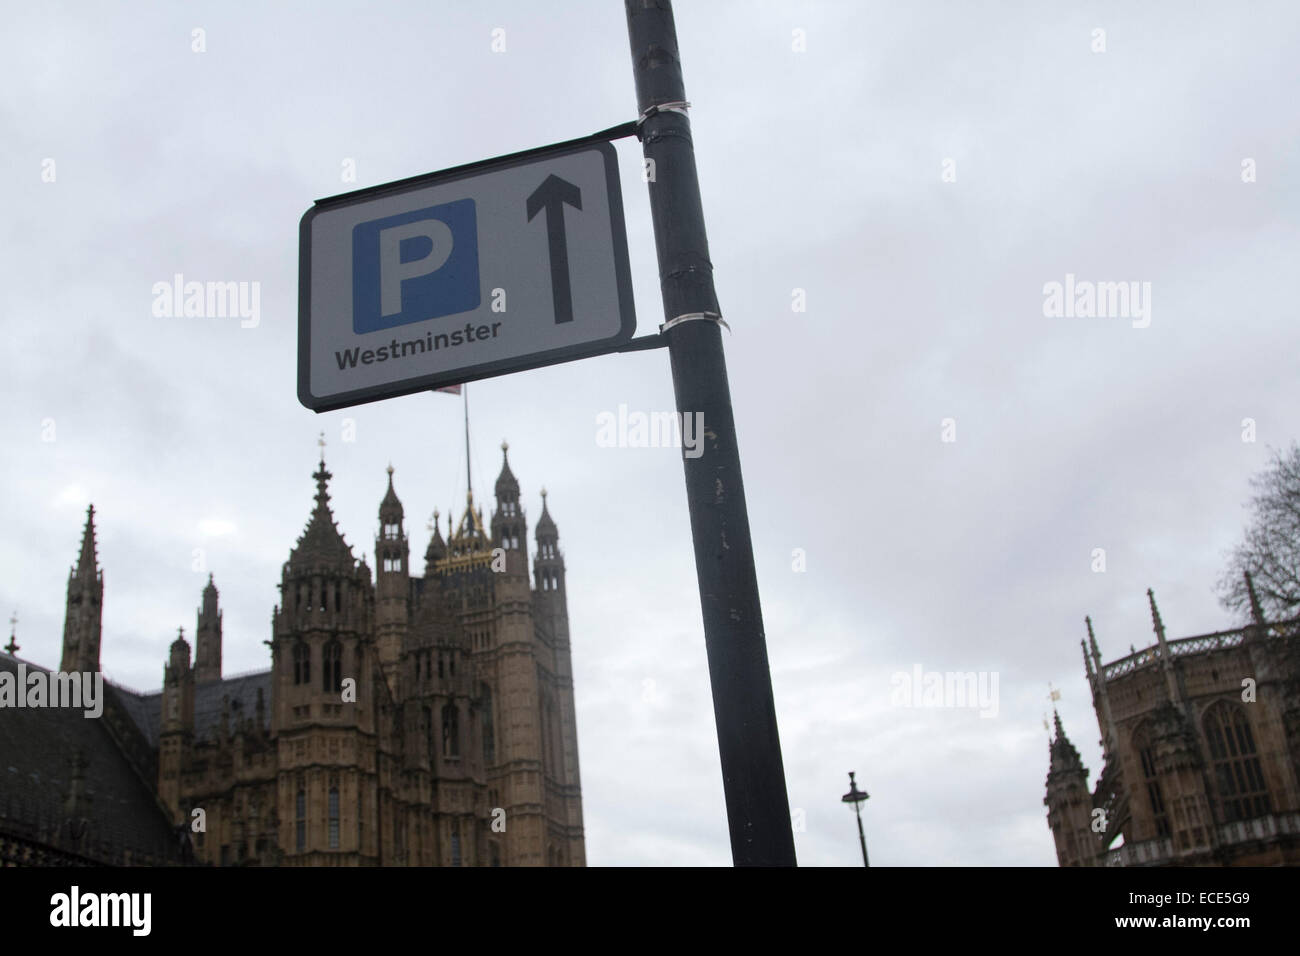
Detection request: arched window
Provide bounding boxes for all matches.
[442,703,459,757]
[546,699,562,777]
[328,787,340,849]
[1132,724,1170,838]
[293,642,310,686]
[323,641,342,693]
[295,788,306,851]
[482,684,496,765]
[539,692,552,767]
[422,706,433,762]
[1205,703,1271,822]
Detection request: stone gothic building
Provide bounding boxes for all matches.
[1046,584,1300,866]
[0,446,585,866]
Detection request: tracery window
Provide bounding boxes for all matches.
[1133,724,1170,838]
[482,684,495,765]
[1205,703,1271,822]
[293,642,310,686]
[323,641,342,693]
[442,703,459,757]
[422,706,433,761]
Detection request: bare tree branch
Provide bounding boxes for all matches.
[1218,442,1300,623]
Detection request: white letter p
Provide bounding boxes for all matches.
[379,219,454,317]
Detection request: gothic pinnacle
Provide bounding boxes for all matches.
[75,504,99,577]
[1147,588,1166,642]
[1244,571,1266,628]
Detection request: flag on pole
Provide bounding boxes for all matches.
[432,383,472,497]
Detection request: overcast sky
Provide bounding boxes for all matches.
[2,1,1298,866]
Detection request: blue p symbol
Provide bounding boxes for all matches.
[352,199,480,334]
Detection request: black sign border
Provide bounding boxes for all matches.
[298,135,636,413]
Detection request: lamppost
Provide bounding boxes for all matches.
[841,771,869,867]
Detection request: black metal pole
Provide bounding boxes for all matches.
[626,0,796,867]
[855,804,869,867]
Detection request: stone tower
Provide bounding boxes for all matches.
[1044,711,1095,866]
[374,464,409,694]
[1134,590,1215,852]
[60,505,103,674]
[412,484,494,866]
[158,629,195,820]
[487,444,550,865]
[194,575,223,684]
[532,487,586,865]
[271,453,382,864]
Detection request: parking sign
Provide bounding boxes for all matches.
[298,138,635,412]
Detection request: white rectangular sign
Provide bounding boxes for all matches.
[298,139,635,411]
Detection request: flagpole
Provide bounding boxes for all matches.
[464,384,472,500]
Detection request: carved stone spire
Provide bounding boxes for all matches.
[287,454,355,572]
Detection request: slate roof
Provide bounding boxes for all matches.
[111,669,272,748]
[0,652,179,863]
[111,683,161,748]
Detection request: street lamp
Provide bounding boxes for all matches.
[841,771,869,867]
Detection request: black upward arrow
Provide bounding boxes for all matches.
[526,174,582,324]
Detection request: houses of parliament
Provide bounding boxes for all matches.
[1046,584,1300,866]
[0,444,585,867]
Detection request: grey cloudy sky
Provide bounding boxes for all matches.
[2,1,1297,865]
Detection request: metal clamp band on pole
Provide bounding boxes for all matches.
[637,100,691,127]
[660,311,730,334]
